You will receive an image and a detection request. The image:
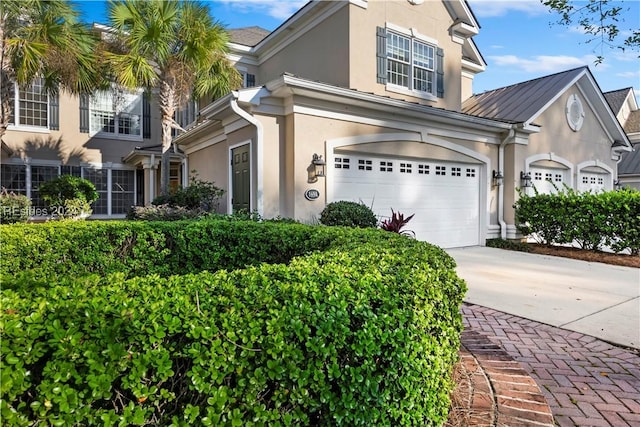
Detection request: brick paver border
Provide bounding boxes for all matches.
[462,303,640,427]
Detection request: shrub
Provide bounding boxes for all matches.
[380,208,415,237]
[152,175,224,212]
[0,189,31,224]
[127,204,205,221]
[0,220,466,426]
[319,201,378,228]
[486,238,531,252]
[38,175,98,219]
[514,187,640,254]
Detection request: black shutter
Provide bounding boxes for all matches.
[143,93,151,139]
[436,48,444,98]
[79,93,89,133]
[49,92,59,130]
[376,26,387,84]
[246,73,256,88]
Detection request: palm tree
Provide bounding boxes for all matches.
[0,0,100,141]
[106,0,242,196]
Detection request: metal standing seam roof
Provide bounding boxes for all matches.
[603,87,633,115]
[228,26,271,47]
[619,142,640,176]
[461,66,587,123]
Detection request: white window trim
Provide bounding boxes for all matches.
[384,24,439,100]
[89,88,144,141]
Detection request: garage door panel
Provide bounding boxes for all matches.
[332,153,480,248]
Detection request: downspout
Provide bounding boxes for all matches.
[230,91,264,216]
[498,128,515,240]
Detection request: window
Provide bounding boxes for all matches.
[31,166,59,209]
[83,169,108,215]
[400,163,412,173]
[112,170,135,215]
[0,164,27,194]
[90,89,142,138]
[451,167,461,177]
[387,31,435,95]
[173,100,198,137]
[466,168,476,178]
[435,166,446,176]
[418,164,429,175]
[7,78,49,128]
[335,157,350,169]
[358,159,372,171]
[380,161,393,172]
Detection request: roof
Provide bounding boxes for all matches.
[462,67,587,123]
[228,26,271,47]
[625,110,640,134]
[603,87,632,115]
[619,142,640,175]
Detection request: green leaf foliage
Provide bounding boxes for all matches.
[319,201,378,228]
[514,187,640,254]
[0,189,31,224]
[0,220,465,425]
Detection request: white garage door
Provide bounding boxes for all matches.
[530,167,568,194]
[331,153,480,248]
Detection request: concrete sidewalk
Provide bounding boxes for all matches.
[447,246,640,349]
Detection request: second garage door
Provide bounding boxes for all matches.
[331,153,481,248]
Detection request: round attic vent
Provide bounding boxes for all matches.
[566,93,585,132]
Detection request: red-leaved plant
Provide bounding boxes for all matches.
[380,208,415,238]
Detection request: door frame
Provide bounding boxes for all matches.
[228,140,253,214]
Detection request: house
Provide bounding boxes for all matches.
[175,0,631,248]
[604,87,640,189]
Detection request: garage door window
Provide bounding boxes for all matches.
[358,159,373,171]
[380,161,393,172]
[436,166,446,175]
[335,157,350,169]
[400,163,412,173]
[418,164,429,174]
[466,168,476,177]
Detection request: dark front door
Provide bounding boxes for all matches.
[231,144,250,212]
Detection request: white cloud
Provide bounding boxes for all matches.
[488,54,609,73]
[490,44,505,49]
[634,89,640,97]
[467,0,547,18]
[616,70,640,78]
[217,0,306,20]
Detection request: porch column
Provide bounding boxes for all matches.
[142,155,159,205]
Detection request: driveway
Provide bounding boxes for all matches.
[446,246,640,349]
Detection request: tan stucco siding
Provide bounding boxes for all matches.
[525,90,617,178]
[3,92,163,166]
[348,0,463,111]
[258,7,350,88]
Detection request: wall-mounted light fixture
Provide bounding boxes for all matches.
[312,154,326,178]
[613,179,620,190]
[492,170,503,187]
[520,171,532,188]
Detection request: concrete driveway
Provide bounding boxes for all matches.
[446,246,640,349]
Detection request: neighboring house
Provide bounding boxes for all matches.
[604,87,640,189]
[175,0,630,248]
[0,22,190,218]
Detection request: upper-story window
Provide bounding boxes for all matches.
[7,78,49,129]
[377,26,444,100]
[387,31,435,95]
[89,89,142,138]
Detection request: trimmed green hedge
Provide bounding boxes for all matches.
[1,220,466,426]
[514,188,640,254]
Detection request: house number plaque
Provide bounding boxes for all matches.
[305,189,320,201]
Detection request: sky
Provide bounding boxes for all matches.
[75,0,640,101]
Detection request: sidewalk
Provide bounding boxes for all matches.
[447,246,640,349]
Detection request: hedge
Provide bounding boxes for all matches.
[0,220,466,426]
[514,188,640,254]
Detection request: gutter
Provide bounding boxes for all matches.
[498,128,515,240]
[230,91,264,216]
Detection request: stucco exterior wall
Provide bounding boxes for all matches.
[258,6,350,89]
[349,0,463,111]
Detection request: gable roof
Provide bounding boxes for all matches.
[462,67,587,123]
[603,87,633,114]
[228,26,271,47]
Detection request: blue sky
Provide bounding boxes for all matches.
[75,0,639,100]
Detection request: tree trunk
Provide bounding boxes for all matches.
[160,114,173,196]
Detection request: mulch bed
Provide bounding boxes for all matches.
[526,243,640,268]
